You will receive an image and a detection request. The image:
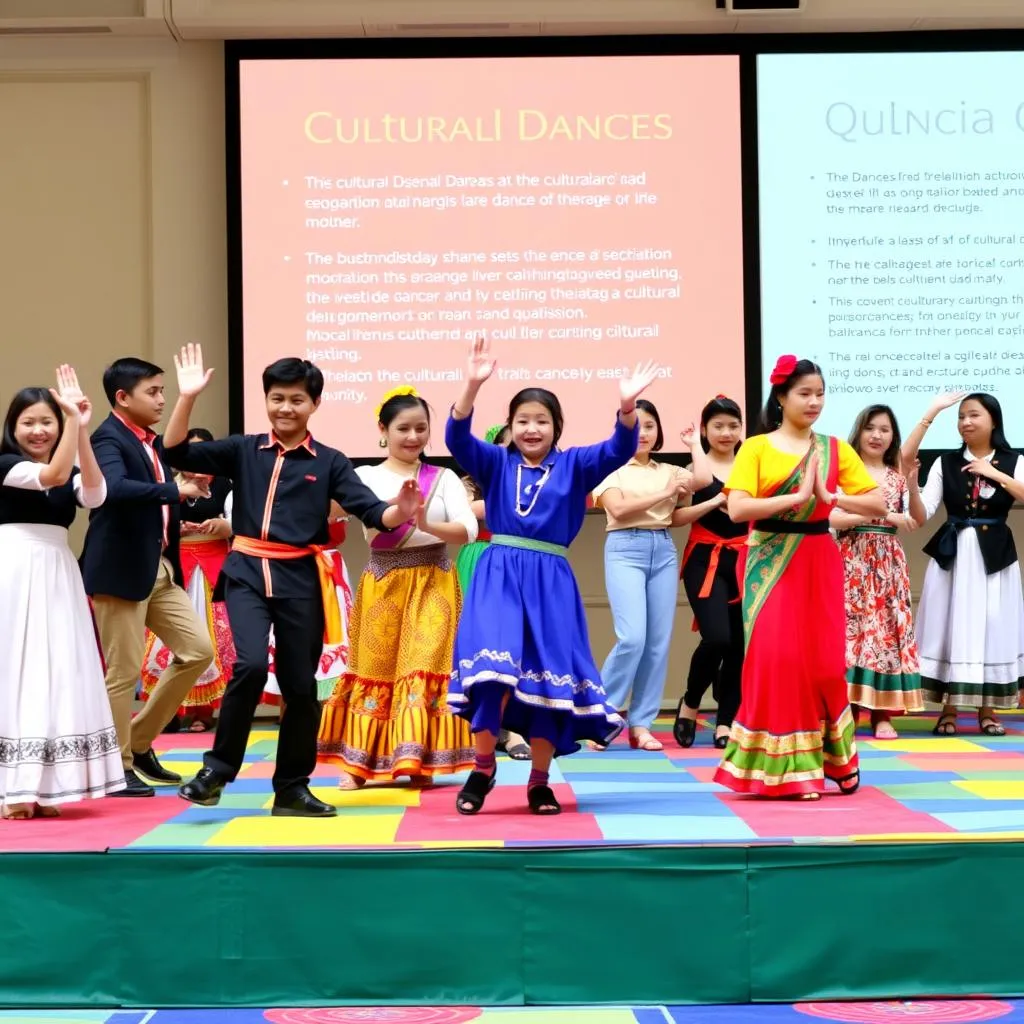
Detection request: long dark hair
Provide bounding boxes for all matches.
[758,358,824,433]
[849,405,901,469]
[959,392,1012,453]
[635,399,664,452]
[1,387,64,458]
[506,388,564,451]
[700,395,743,453]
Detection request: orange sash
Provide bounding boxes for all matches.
[681,522,746,631]
[231,536,343,644]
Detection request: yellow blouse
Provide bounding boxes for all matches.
[725,434,876,499]
[593,458,690,531]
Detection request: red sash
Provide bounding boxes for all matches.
[681,523,746,631]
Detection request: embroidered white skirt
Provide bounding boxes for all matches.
[0,523,125,806]
[917,528,1024,709]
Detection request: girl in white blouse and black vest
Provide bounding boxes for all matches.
[902,392,1024,736]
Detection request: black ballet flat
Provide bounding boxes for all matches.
[714,733,730,750]
[456,770,496,815]
[673,697,697,748]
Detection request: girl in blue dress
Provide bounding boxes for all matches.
[446,335,661,815]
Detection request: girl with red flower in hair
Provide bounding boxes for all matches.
[714,356,886,799]
[830,405,926,739]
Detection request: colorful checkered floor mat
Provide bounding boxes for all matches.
[8,711,1024,853]
[2,1003,1024,1022]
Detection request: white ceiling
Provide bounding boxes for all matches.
[0,0,1022,39]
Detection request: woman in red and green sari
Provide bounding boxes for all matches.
[714,356,887,800]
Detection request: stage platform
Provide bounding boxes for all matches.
[4,712,1024,1009]
[4,1002,1024,1023]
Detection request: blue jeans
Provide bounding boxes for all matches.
[600,528,679,729]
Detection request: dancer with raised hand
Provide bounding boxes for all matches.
[446,334,660,816]
[163,344,422,817]
[714,356,886,800]
[831,405,925,739]
[902,391,1024,736]
[673,395,747,749]
[1,367,124,818]
[318,386,477,788]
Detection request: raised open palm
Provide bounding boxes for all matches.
[619,359,662,405]
[55,364,91,426]
[467,335,496,383]
[174,342,214,397]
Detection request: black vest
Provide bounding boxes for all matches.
[922,449,1019,575]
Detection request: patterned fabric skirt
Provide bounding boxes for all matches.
[141,537,235,712]
[0,523,124,806]
[917,531,1024,709]
[264,549,354,705]
[837,529,923,713]
[317,545,474,781]
[714,535,859,797]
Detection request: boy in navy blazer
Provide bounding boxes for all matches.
[82,358,214,797]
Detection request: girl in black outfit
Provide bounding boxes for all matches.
[673,397,747,749]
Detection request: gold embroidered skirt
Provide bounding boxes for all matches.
[317,545,474,780]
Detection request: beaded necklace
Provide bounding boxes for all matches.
[515,462,550,518]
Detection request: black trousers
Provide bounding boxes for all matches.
[680,547,744,729]
[205,578,324,794]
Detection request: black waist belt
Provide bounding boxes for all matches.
[947,517,1001,529]
[753,519,830,535]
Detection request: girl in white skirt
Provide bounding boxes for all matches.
[902,392,1024,735]
[0,367,125,818]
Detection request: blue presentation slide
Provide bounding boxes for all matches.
[758,51,1024,441]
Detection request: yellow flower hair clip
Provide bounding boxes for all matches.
[374,385,419,422]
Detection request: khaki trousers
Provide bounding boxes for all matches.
[92,557,214,771]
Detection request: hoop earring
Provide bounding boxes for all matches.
[379,436,387,448]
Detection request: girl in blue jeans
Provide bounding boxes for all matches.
[592,401,712,750]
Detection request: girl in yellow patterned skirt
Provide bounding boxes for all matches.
[317,388,478,788]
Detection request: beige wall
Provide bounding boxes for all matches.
[3,37,1022,711]
[0,37,228,552]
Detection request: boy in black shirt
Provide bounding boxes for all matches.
[164,345,420,817]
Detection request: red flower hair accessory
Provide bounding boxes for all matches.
[769,354,798,385]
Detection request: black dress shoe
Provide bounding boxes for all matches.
[108,769,155,797]
[132,747,182,784]
[179,766,228,807]
[272,787,337,818]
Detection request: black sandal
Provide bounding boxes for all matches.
[834,770,860,795]
[527,784,561,816]
[933,713,958,736]
[673,697,697,748]
[978,714,1006,737]
[456,770,496,815]
[505,741,531,761]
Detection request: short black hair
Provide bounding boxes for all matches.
[262,358,324,401]
[103,357,164,407]
[635,399,664,452]
[2,387,64,458]
[187,427,215,443]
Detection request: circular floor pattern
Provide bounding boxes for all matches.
[795,1001,1015,1023]
[264,1009,483,1024]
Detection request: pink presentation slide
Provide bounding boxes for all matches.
[239,55,744,454]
